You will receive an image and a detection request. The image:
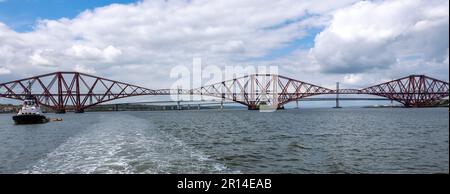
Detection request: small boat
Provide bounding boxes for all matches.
[258,102,277,112]
[13,96,49,124]
[258,93,277,112]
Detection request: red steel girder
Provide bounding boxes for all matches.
[1,72,449,111]
[0,71,173,112]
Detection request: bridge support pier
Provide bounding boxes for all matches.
[55,108,66,114]
[248,106,257,110]
[74,109,84,113]
[247,104,285,110]
[247,104,258,110]
[334,82,342,108]
[197,104,200,110]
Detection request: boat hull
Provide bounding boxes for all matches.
[12,114,49,124]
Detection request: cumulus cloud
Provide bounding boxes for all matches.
[0,0,360,87]
[0,0,448,92]
[312,0,449,75]
[210,40,245,53]
[74,64,96,74]
[0,67,11,75]
[30,49,54,66]
[66,45,122,62]
[342,74,362,85]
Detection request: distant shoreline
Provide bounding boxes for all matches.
[362,105,449,108]
[1,101,448,114]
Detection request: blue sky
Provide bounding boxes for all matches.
[0,0,138,31]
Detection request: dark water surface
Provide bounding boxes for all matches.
[0,108,448,173]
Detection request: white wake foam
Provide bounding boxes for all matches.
[21,113,231,174]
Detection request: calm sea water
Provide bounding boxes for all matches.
[0,108,448,174]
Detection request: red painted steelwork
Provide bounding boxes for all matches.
[0,72,173,112]
[1,72,449,111]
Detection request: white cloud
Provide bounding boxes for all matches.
[74,64,96,74]
[342,74,362,85]
[68,45,104,59]
[210,40,245,53]
[444,49,449,65]
[312,0,449,75]
[0,67,11,75]
[30,49,54,66]
[66,44,122,62]
[103,45,122,62]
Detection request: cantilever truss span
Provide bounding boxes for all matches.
[0,72,173,113]
[189,74,449,109]
[1,72,449,112]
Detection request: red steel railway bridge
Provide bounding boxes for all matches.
[1,72,448,113]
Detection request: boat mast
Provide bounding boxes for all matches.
[26,80,38,105]
[27,80,32,95]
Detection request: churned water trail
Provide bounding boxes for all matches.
[0,108,448,173]
[18,113,232,174]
